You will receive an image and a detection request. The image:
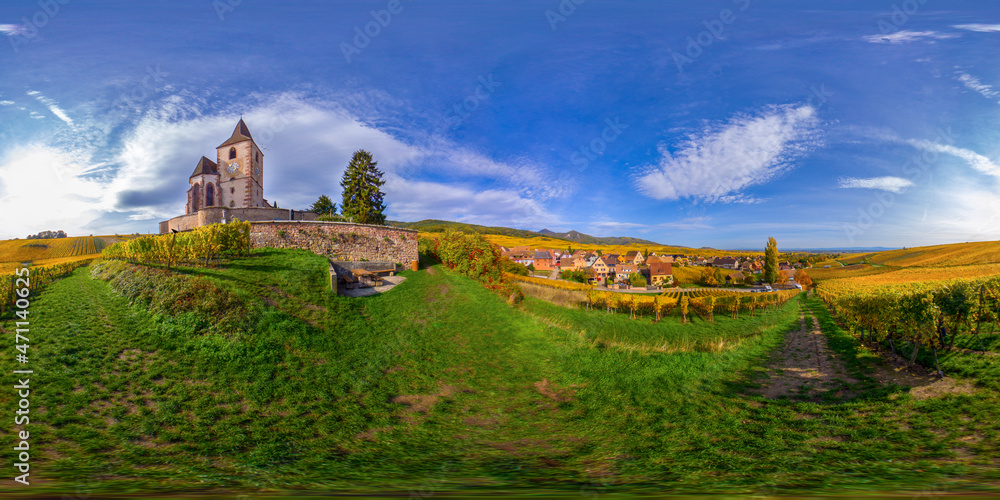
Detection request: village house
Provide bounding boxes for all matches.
[533,250,556,271]
[614,263,638,282]
[591,256,613,282]
[623,251,645,266]
[726,271,745,285]
[648,262,673,286]
[714,257,739,270]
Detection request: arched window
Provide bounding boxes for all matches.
[192,184,200,212]
[230,201,235,207]
[229,147,237,160]
[206,184,215,206]
[255,151,259,162]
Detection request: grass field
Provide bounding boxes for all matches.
[1,249,998,496]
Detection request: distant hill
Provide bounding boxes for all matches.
[388,219,663,246]
[857,240,1000,267]
[387,220,543,238]
[536,228,662,247]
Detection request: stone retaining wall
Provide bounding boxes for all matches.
[160,207,318,234]
[250,221,418,264]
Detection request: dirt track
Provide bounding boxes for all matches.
[754,309,857,399]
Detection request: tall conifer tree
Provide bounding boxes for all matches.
[340,150,386,225]
[763,236,779,284]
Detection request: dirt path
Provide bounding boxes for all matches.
[754,308,857,399]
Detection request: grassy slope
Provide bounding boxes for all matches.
[1,249,998,495]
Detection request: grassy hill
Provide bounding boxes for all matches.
[1,249,998,496]
[390,219,663,246]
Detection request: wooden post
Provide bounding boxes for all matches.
[411,260,419,271]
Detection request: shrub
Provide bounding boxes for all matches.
[424,230,523,303]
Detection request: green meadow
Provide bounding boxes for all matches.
[1,248,998,496]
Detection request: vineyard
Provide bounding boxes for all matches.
[507,274,592,291]
[817,273,1000,376]
[101,220,251,267]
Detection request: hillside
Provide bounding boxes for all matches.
[0,235,124,271]
[2,249,998,496]
[860,240,1000,267]
[390,219,662,246]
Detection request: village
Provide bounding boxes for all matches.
[500,246,806,291]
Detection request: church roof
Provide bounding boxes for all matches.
[190,156,218,177]
[217,118,255,148]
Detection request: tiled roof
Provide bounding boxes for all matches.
[649,262,673,275]
[534,251,552,260]
[190,156,218,177]
[217,118,255,148]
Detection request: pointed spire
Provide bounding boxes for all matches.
[190,156,218,177]
[217,118,255,148]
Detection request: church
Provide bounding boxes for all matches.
[159,118,318,233]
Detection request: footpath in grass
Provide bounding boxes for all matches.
[0,250,997,496]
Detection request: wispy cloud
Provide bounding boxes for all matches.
[635,105,820,203]
[838,176,914,193]
[907,139,1000,178]
[659,217,713,230]
[0,100,14,106]
[862,30,957,44]
[957,73,999,100]
[0,24,25,36]
[26,90,74,125]
[953,24,1000,33]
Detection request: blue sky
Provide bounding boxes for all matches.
[1,0,999,249]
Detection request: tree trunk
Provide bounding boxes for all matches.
[909,341,920,365]
[888,337,896,358]
[932,347,944,378]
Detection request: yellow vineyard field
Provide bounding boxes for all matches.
[0,236,124,265]
[865,240,1000,267]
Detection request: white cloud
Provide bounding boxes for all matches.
[862,31,958,44]
[907,139,1000,178]
[635,105,819,202]
[953,24,1000,33]
[838,176,914,193]
[0,100,14,106]
[0,24,25,36]
[26,90,73,125]
[957,73,1000,100]
[7,92,558,234]
[385,178,553,228]
[0,145,106,239]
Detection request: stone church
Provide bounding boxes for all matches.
[159,119,317,233]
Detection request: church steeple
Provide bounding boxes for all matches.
[217,117,255,149]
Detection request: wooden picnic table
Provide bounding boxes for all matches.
[352,269,382,287]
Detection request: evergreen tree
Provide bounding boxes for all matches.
[340,150,386,225]
[763,236,779,284]
[309,195,337,216]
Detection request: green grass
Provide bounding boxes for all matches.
[1,249,998,496]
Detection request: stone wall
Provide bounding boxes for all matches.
[160,207,318,234]
[250,221,418,264]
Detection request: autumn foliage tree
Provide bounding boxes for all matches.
[795,269,814,290]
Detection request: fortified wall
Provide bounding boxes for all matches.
[160,207,318,234]
[249,221,418,265]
